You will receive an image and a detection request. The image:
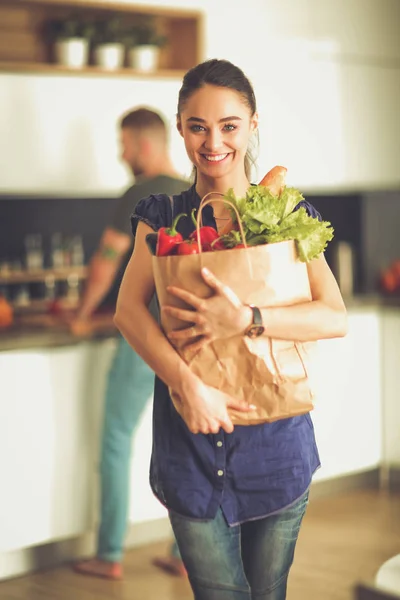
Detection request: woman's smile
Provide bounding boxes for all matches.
[201,152,232,163]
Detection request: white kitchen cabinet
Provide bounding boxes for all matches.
[0,340,119,553]
[380,309,400,467]
[0,344,96,552]
[312,310,382,480]
[0,336,163,556]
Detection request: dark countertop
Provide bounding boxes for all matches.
[0,296,399,353]
[344,294,400,309]
[0,314,118,352]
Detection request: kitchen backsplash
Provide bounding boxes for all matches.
[0,190,399,299]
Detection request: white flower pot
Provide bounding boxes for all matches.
[55,38,89,68]
[129,45,160,72]
[95,44,125,70]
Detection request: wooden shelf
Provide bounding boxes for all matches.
[12,296,80,313]
[0,266,87,285]
[0,61,186,78]
[12,0,201,19]
[0,1,203,75]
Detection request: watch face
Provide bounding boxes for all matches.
[246,325,265,338]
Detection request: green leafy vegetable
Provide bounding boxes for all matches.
[224,185,334,262]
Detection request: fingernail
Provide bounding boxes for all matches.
[249,404,257,410]
[202,267,210,275]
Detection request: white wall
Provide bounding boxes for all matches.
[0,0,399,194]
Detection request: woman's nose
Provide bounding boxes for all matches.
[204,129,223,152]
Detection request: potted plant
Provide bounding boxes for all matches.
[93,16,126,70]
[126,16,167,72]
[45,16,94,69]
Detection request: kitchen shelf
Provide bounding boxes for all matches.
[0,266,87,285]
[12,296,80,313]
[0,1,203,75]
[0,61,186,79]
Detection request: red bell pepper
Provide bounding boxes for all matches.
[156,213,186,257]
[189,209,221,246]
[176,240,200,255]
[210,237,227,251]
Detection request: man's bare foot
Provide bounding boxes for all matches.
[73,558,122,580]
[152,556,187,577]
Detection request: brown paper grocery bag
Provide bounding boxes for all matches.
[152,198,316,425]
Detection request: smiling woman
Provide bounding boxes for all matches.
[176,60,259,207]
[114,58,347,600]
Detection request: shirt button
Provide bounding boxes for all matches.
[217,469,224,477]
[217,441,223,447]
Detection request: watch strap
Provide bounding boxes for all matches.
[249,304,262,326]
[245,304,265,338]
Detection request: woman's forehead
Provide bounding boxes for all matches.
[181,85,251,120]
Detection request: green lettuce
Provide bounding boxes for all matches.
[224,185,334,262]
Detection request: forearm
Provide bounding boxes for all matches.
[78,255,117,319]
[259,300,348,341]
[114,301,200,398]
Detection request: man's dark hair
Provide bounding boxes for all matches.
[120,107,167,141]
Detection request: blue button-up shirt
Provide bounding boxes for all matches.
[132,185,321,525]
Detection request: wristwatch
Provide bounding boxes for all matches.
[245,305,265,338]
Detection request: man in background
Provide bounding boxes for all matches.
[72,108,187,580]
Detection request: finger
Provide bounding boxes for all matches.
[220,416,234,434]
[203,419,220,435]
[167,286,204,310]
[163,305,205,325]
[227,398,257,413]
[183,335,212,352]
[201,268,225,294]
[168,326,208,341]
[201,268,241,308]
[189,418,211,435]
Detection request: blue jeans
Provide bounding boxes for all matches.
[169,492,309,599]
[97,336,180,562]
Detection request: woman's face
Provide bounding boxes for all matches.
[177,84,257,180]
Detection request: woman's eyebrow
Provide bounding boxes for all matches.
[186,116,242,123]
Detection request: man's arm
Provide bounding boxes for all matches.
[75,227,131,321]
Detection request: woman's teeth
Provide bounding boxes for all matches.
[203,153,228,162]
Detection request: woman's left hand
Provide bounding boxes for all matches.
[163,267,251,352]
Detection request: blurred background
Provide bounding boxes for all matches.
[0,1,399,599]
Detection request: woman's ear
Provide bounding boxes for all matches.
[251,112,259,133]
[176,116,183,138]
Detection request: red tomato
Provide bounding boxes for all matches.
[176,240,200,255]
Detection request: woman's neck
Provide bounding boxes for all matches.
[195,171,250,202]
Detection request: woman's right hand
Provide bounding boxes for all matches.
[171,379,254,435]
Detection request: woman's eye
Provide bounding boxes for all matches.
[190,125,206,133]
[223,124,237,132]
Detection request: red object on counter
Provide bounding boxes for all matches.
[0,295,13,328]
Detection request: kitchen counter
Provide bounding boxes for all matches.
[0,314,117,352]
[343,293,400,309]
